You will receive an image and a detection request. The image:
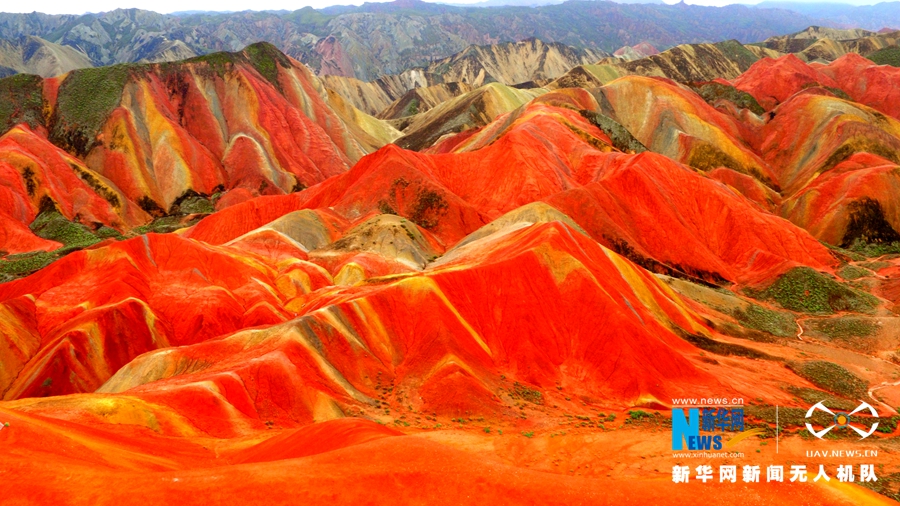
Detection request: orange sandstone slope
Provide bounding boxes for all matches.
[0,94,839,419]
[731,54,841,110]
[733,52,900,121]
[101,222,722,429]
[189,98,837,285]
[0,233,332,399]
[818,53,900,120]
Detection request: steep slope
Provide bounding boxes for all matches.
[0,36,93,78]
[550,40,784,89]
[753,91,900,195]
[191,98,838,287]
[393,83,545,150]
[545,152,837,286]
[320,75,402,117]
[102,221,725,426]
[378,82,473,120]
[759,26,900,62]
[596,75,776,186]
[732,54,841,109]
[323,38,601,116]
[0,232,334,399]
[817,53,900,120]
[414,38,606,88]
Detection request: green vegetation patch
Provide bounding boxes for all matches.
[133,216,199,235]
[804,317,877,342]
[184,51,239,78]
[161,42,287,99]
[174,197,215,215]
[0,73,44,134]
[628,410,652,421]
[787,386,858,412]
[713,40,760,71]
[867,46,900,67]
[823,241,868,262]
[838,264,874,281]
[0,251,57,279]
[579,110,647,154]
[244,42,292,89]
[404,97,420,117]
[510,382,543,405]
[0,206,124,281]
[745,405,814,429]
[51,64,134,156]
[689,82,765,115]
[820,140,900,177]
[847,239,900,258]
[747,267,879,315]
[858,472,900,503]
[787,360,868,399]
[687,140,738,171]
[685,140,776,190]
[731,303,796,338]
[30,209,101,251]
[877,415,900,434]
[858,261,892,271]
[676,328,774,360]
[168,189,219,216]
[184,42,292,92]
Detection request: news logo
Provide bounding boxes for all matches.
[672,407,763,451]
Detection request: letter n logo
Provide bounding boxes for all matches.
[672,408,699,450]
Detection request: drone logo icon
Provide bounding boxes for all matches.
[805,401,879,439]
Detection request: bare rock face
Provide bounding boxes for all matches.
[0,36,93,77]
[311,214,438,271]
[323,38,603,116]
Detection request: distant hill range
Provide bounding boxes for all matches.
[753,1,900,31]
[0,0,819,80]
[321,38,605,115]
[320,25,900,120]
[759,25,900,61]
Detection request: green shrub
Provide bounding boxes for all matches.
[0,73,44,134]
[30,210,101,250]
[511,382,543,405]
[868,46,900,67]
[788,361,868,399]
[748,267,878,314]
[732,304,796,337]
[51,64,134,156]
[690,81,765,115]
[628,410,652,421]
[838,265,873,281]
